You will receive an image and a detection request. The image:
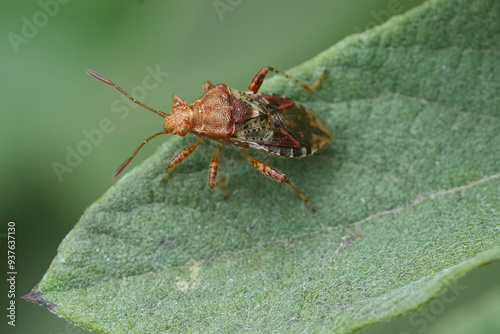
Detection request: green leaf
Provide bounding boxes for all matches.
[26,0,500,332]
[426,285,500,334]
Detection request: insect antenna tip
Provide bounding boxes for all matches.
[113,157,133,178]
[87,70,114,85]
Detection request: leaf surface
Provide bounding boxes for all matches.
[28,0,500,332]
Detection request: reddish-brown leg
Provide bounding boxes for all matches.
[241,150,315,211]
[207,145,227,197]
[208,145,221,188]
[163,139,203,181]
[246,66,326,94]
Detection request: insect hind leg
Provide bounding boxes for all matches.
[247,66,326,94]
[241,150,315,211]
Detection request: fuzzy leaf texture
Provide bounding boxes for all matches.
[27,0,500,333]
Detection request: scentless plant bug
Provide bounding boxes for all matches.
[87,67,331,210]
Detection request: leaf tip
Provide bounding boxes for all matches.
[22,284,57,309]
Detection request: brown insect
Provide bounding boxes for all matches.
[87,67,331,210]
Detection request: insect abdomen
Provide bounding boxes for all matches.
[262,145,310,158]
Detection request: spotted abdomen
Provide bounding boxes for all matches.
[230,92,331,158]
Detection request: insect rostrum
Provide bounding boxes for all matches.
[87,67,331,210]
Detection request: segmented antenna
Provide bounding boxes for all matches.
[87,70,169,118]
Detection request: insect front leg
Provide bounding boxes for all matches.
[163,139,203,181]
[241,150,315,211]
[246,66,326,94]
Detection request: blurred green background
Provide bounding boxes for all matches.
[1,1,499,333]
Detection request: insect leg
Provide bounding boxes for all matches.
[241,150,315,211]
[163,139,203,181]
[247,66,326,94]
[208,145,221,188]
